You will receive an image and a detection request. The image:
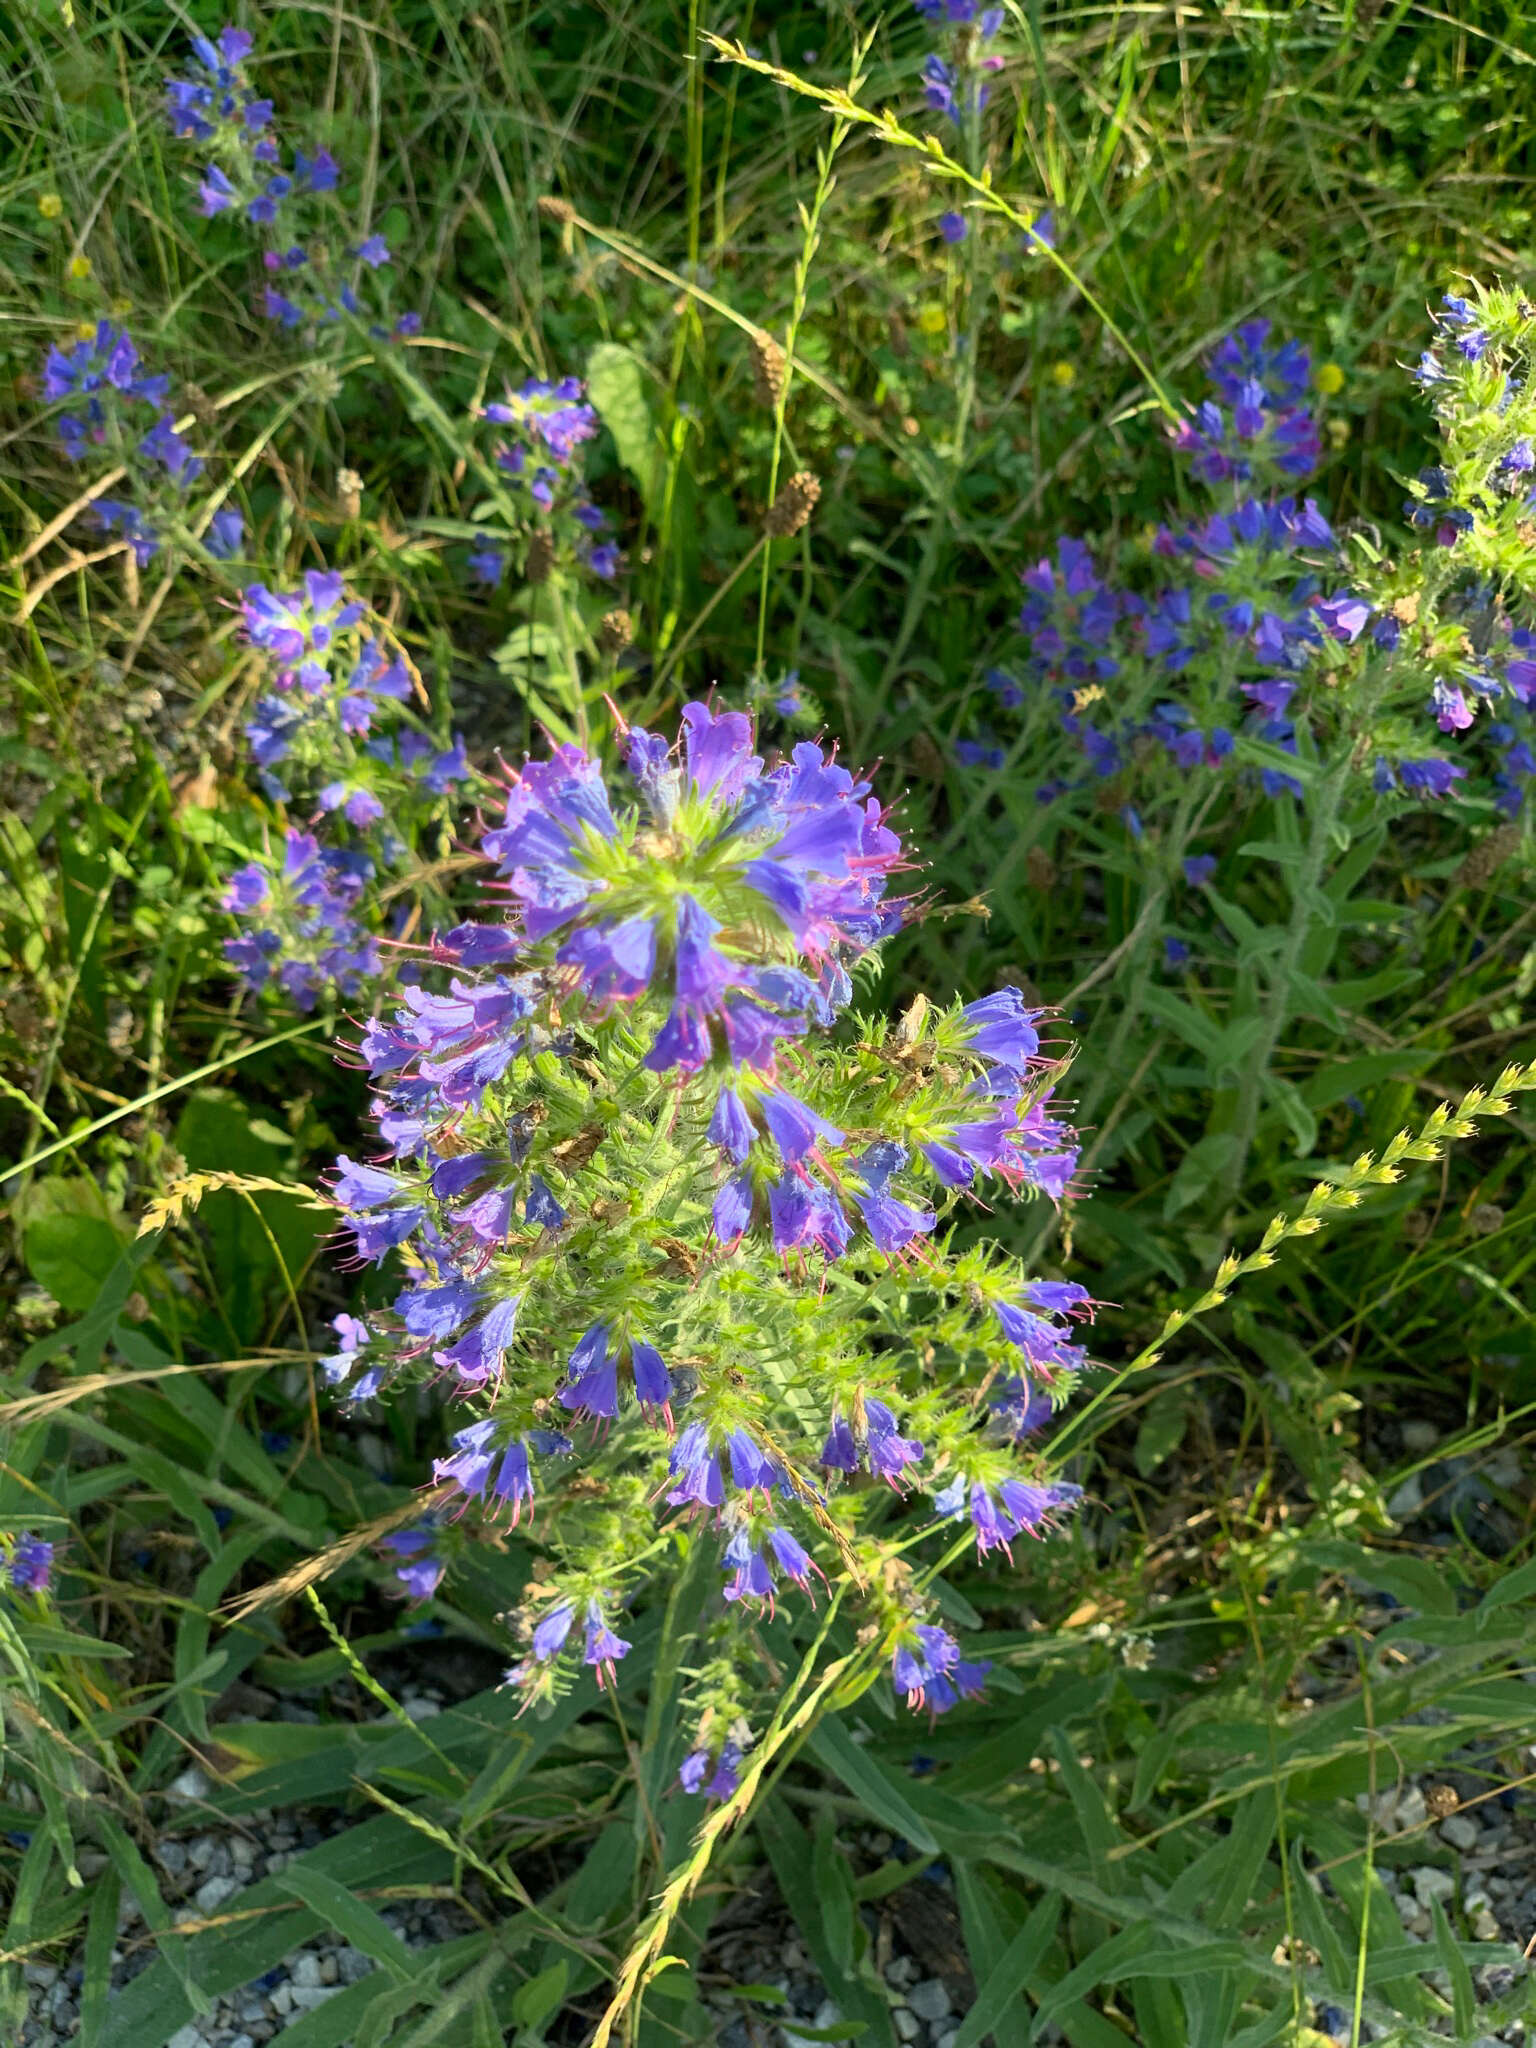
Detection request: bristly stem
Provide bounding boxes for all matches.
[1214,747,1351,1210]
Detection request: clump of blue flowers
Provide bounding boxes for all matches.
[222,569,474,1009]
[3,1535,54,1599]
[964,301,1536,827]
[464,374,618,593]
[916,2,1006,135]
[325,702,1089,1782]
[38,321,243,570]
[164,23,415,339]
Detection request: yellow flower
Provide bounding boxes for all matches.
[75,319,98,341]
[1326,416,1351,449]
[1315,360,1345,396]
[1049,359,1077,389]
[67,253,92,281]
[38,192,63,220]
[110,296,133,319]
[917,302,947,337]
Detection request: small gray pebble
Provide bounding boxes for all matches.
[157,1842,189,1878]
[194,1875,240,1915]
[291,1954,323,1988]
[1440,1814,1481,1852]
[893,2011,921,2043]
[907,1980,952,2024]
[288,1984,342,2012]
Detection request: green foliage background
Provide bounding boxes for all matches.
[1,3,1535,2045]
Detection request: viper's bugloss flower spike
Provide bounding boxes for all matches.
[317,697,1098,1738]
[6,1535,55,1597]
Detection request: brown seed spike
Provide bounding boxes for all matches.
[750,331,787,410]
[537,195,576,224]
[764,470,821,538]
[1452,821,1521,890]
[598,607,634,658]
[525,530,555,585]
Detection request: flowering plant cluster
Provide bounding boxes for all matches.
[963,301,1536,834]
[915,1,1005,141]
[163,25,414,339]
[464,374,620,594]
[222,570,476,1009]
[1,1535,54,1600]
[326,702,1088,1788]
[38,321,243,570]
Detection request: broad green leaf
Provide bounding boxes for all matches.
[274,1864,416,1982]
[1164,1133,1239,1219]
[756,1796,897,2048]
[100,1814,455,2048]
[1132,1388,1189,1478]
[949,1888,1059,2048]
[586,342,663,507]
[510,1960,570,2028]
[809,1717,940,1854]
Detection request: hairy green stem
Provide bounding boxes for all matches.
[1215,751,1351,1210]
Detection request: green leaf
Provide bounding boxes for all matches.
[809,1717,941,1854]
[1164,1133,1239,1220]
[586,342,663,508]
[756,1796,897,2048]
[1263,1075,1318,1158]
[949,1889,1059,2048]
[274,1865,416,1982]
[100,1814,456,2048]
[511,1960,569,2029]
[20,1178,131,1312]
[1132,1388,1189,1478]
[1303,1539,1459,1617]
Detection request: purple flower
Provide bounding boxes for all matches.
[8,1536,54,1595]
[524,1174,566,1229]
[531,1601,576,1661]
[760,1088,843,1165]
[296,147,340,192]
[1430,680,1474,733]
[1183,855,1216,887]
[959,988,1041,1070]
[468,540,506,586]
[768,1176,850,1259]
[666,1422,723,1509]
[354,235,391,267]
[206,507,244,559]
[853,1183,935,1255]
[582,1600,631,1685]
[891,1622,961,1710]
[713,1172,755,1243]
[1314,591,1372,643]
[680,1739,743,1799]
[382,1527,444,1601]
[708,1087,757,1162]
[197,164,238,215]
[559,1324,620,1420]
[630,1340,673,1418]
[939,211,968,244]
